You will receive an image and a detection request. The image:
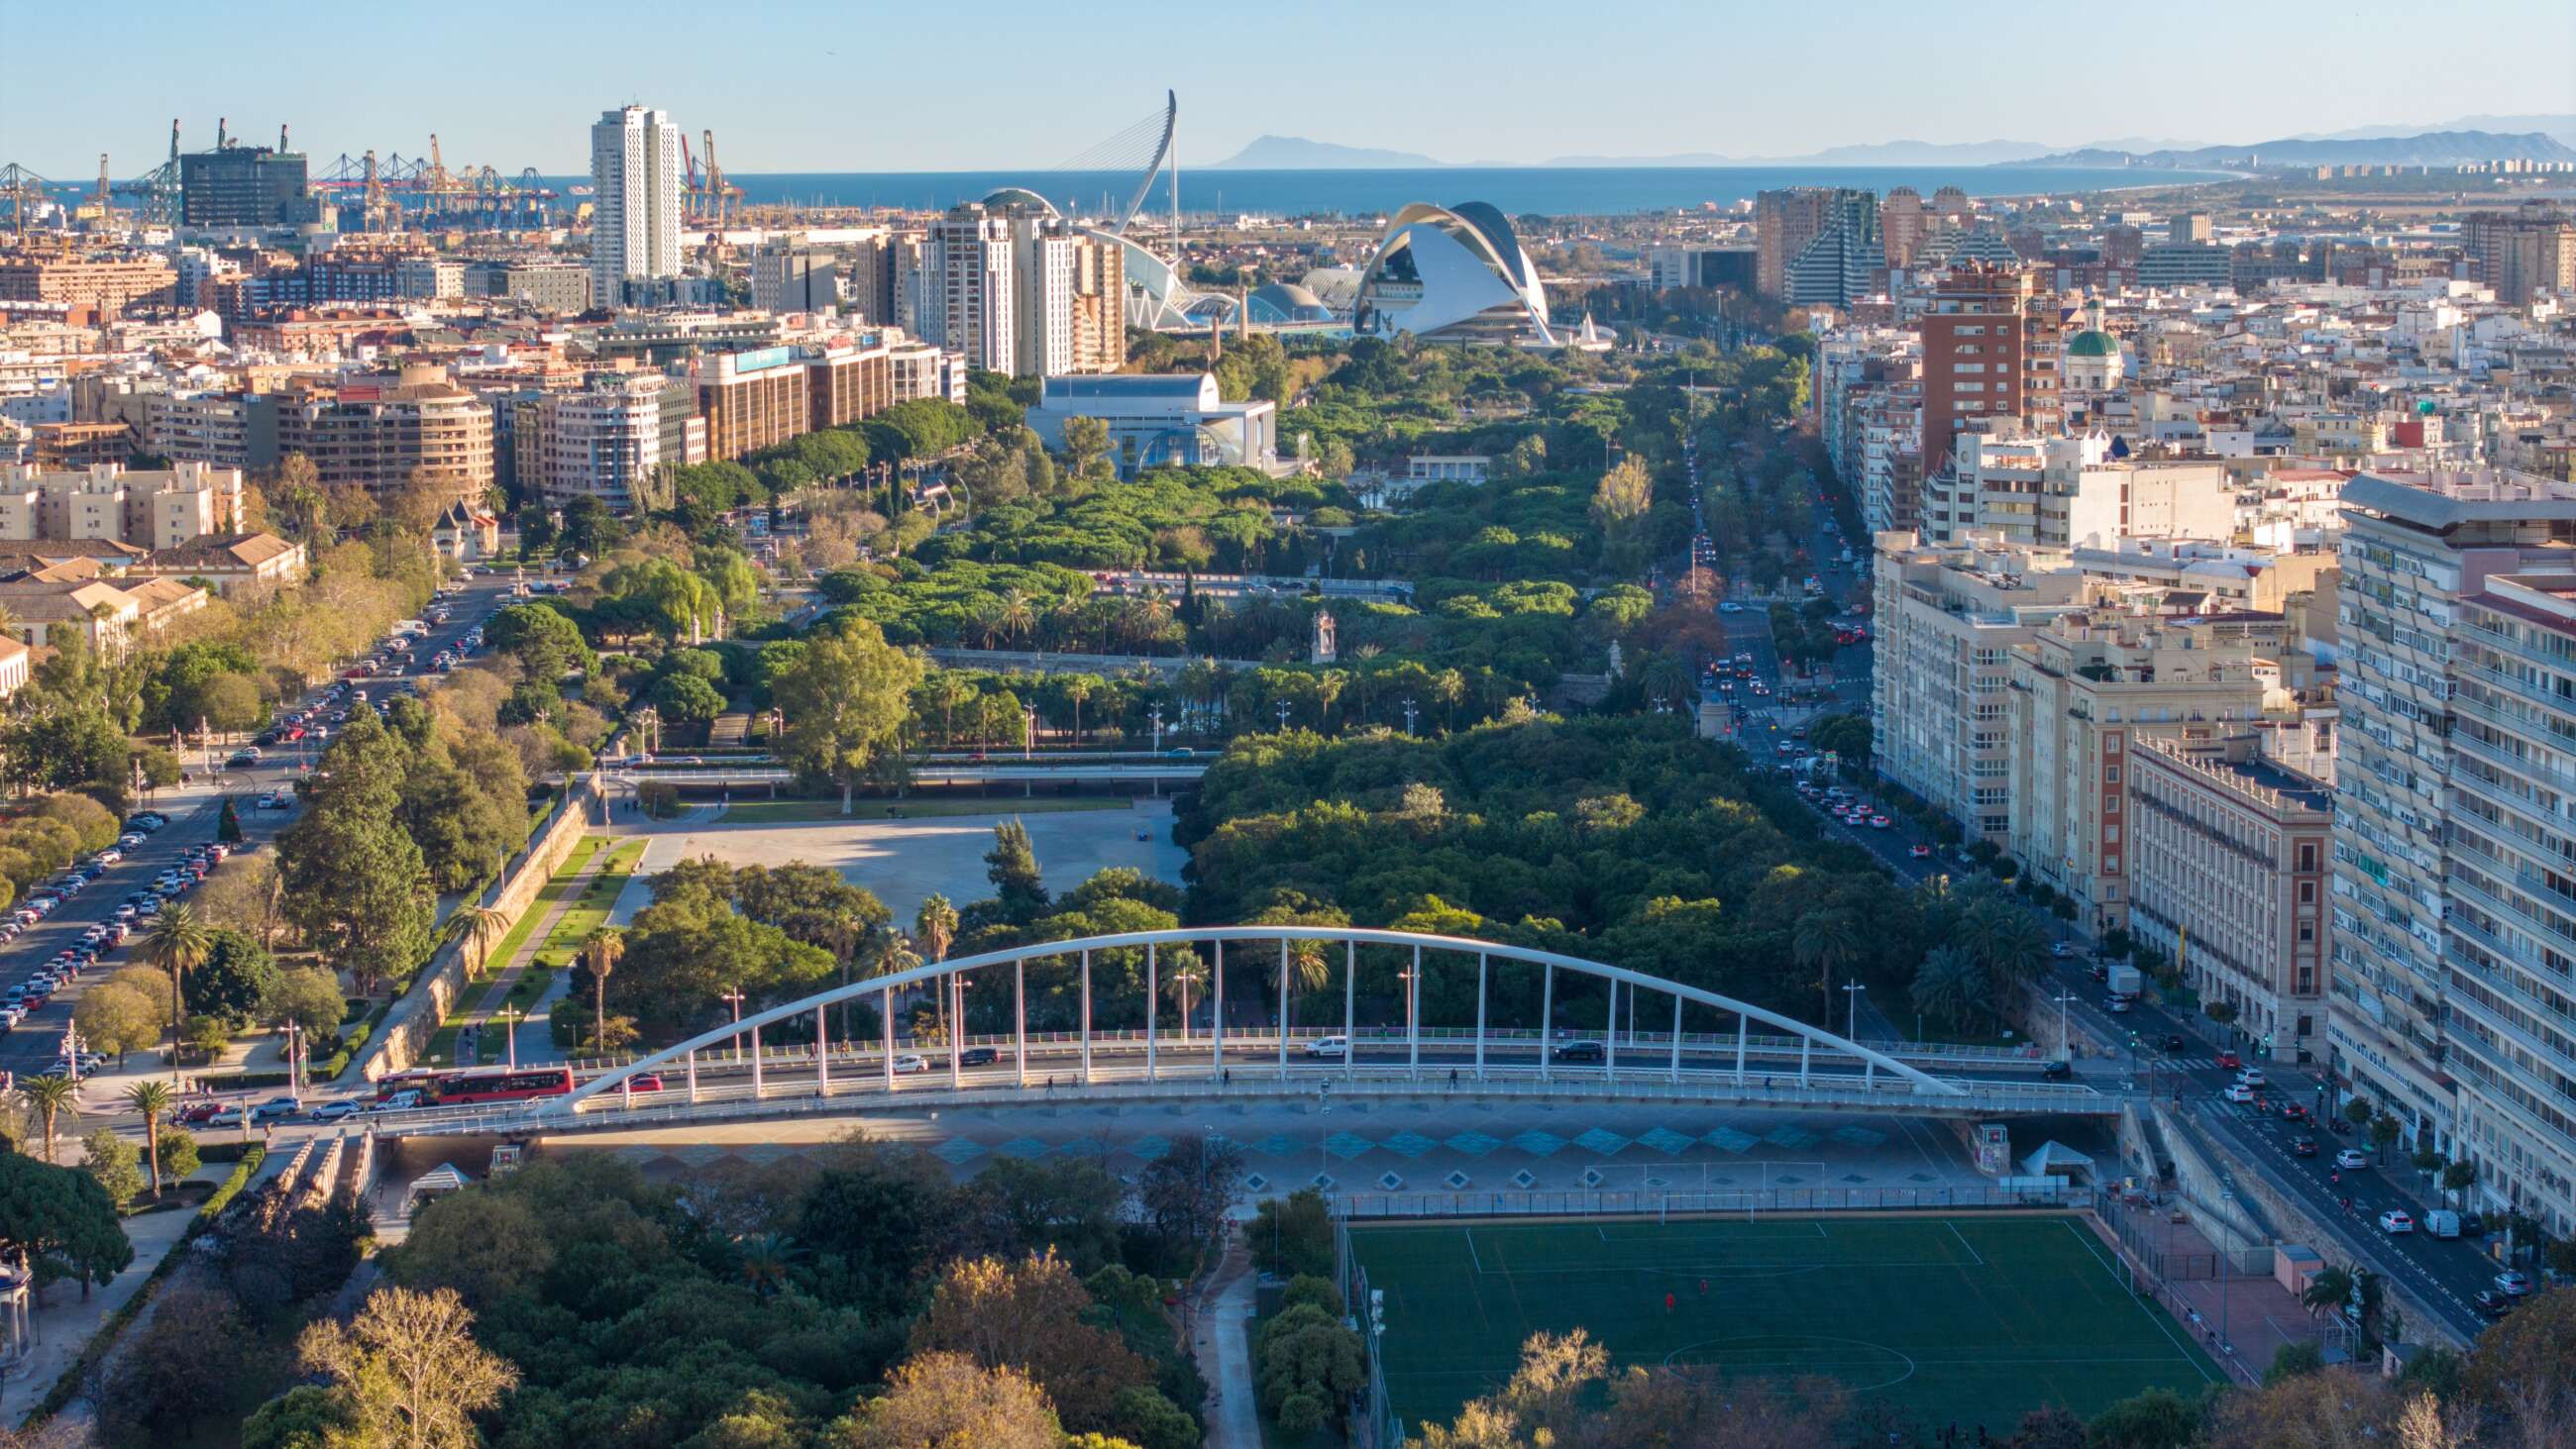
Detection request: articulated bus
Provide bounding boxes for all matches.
[373,1066,576,1106]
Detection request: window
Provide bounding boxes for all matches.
[2299,844,2317,872]
[2105,765,2121,784]
[2299,881,2315,903]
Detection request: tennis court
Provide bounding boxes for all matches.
[1349,1213,2224,1434]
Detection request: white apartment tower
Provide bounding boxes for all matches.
[590,106,685,306]
[923,204,1016,374]
[1011,216,1078,378]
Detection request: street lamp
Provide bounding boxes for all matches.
[1148,706,1165,755]
[1401,699,1418,738]
[495,1003,520,1072]
[2051,990,2076,1063]
[719,987,747,1062]
[1171,965,1203,1045]
[1842,982,1867,1041]
[1275,700,1292,733]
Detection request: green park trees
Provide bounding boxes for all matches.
[277,707,436,996]
[771,614,921,813]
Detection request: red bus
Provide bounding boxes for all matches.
[374,1070,442,1102]
[427,1066,576,1104]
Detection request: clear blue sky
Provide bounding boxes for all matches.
[3,0,2569,175]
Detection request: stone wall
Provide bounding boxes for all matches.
[357,777,598,1082]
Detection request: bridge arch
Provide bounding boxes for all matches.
[553,926,1964,1116]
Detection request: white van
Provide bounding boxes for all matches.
[1304,1036,1349,1060]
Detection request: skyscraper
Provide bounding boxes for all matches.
[923,203,1016,374]
[590,106,684,307]
[1781,189,1882,308]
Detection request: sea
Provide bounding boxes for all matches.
[655,164,2230,218]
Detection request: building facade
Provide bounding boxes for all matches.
[0,461,247,550]
[272,366,494,500]
[0,250,178,314]
[590,106,685,306]
[694,348,810,461]
[2129,731,2333,1063]
[178,145,314,229]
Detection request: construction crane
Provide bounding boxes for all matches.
[362,150,392,232]
[0,162,53,237]
[110,120,184,226]
[683,129,742,231]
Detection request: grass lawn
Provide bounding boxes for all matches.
[1349,1213,2222,1436]
[715,796,1128,824]
[423,836,605,1066]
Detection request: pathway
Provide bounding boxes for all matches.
[1192,1232,1262,1449]
[463,841,626,1065]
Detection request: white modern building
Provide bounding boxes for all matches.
[922,204,1015,374]
[1023,374,1277,479]
[1353,203,1556,347]
[590,106,685,307]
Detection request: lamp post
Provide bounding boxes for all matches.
[1275,700,1292,733]
[2052,989,2076,1063]
[1401,698,1418,738]
[719,987,746,1062]
[1171,965,1203,1045]
[494,1004,519,1072]
[1842,982,1867,1041]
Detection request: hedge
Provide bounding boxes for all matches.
[24,1146,267,1425]
[198,1070,294,1092]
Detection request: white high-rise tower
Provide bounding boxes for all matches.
[590,106,683,306]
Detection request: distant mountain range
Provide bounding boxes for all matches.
[1209,124,2576,172]
[2026,130,2576,168]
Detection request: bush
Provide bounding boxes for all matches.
[1278,1393,1325,1436]
[161,1130,202,1181]
[82,1128,145,1210]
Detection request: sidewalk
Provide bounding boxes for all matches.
[1190,1234,1262,1449]
[461,840,626,1065]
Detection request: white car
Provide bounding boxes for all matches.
[2335,1148,2369,1170]
[2236,1068,2267,1087]
[1304,1036,1349,1060]
[308,1099,361,1123]
[891,1054,929,1075]
[2225,1084,2255,1103]
[2378,1210,2415,1235]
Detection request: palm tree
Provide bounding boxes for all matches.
[1165,957,1207,1043]
[999,588,1035,648]
[1791,909,1860,1019]
[146,902,213,1078]
[124,1080,174,1197]
[2302,1264,2355,1317]
[1061,674,1097,745]
[448,902,509,979]
[585,931,625,1060]
[20,1076,77,1163]
[1908,946,1988,1034]
[1270,939,1333,1040]
[737,1232,801,1296]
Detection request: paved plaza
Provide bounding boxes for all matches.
[604,799,1187,927]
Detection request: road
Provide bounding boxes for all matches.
[0,575,515,1084]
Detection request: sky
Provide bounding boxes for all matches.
[3,0,2571,176]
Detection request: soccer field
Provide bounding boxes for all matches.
[1349,1213,2225,1435]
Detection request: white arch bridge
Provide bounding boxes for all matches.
[376,928,2116,1139]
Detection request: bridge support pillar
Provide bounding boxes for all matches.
[751,1022,764,1099]
[1541,964,1554,1084]
[1799,1034,1810,1087]
[884,986,896,1090]
[1670,995,1682,1082]
[1408,945,1421,1079]
[1342,941,1355,1083]
[1736,1016,1748,1083]
[815,1006,828,1094]
[1278,940,1290,1073]
[1475,954,1487,1081]
[1212,941,1225,1076]
[1014,958,1027,1088]
[1145,944,1158,1085]
[1080,950,1093,1087]
[1606,979,1618,1080]
[687,1049,698,1103]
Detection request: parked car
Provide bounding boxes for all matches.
[2474,1291,2518,1317]
[2494,1270,2533,1296]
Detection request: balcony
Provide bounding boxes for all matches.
[2457,618,2576,681]
[2448,869,2576,962]
[2452,728,2576,802]
[2450,765,2575,834]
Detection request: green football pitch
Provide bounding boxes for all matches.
[1348,1213,2225,1434]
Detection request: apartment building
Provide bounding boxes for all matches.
[1933,433,2238,550]
[1871,530,2086,841]
[2129,730,2333,1063]
[2006,607,2290,934]
[922,205,1014,374]
[2440,572,2576,1232]
[1920,264,2060,476]
[522,372,697,511]
[590,106,685,305]
[752,247,840,313]
[272,365,494,500]
[2331,469,2576,1218]
[0,249,178,314]
[0,461,248,551]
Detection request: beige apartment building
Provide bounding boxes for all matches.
[0,461,248,551]
[2007,607,2292,933]
[2128,731,2333,1063]
[1871,530,2085,841]
[274,365,494,501]
[1930,433,2239,550]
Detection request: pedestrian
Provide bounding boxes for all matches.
[1045,1075,1054,1095]
[1449,1068,1459,1089]
[1697,1277,1708,1296]
[1222,1068,1231,1087]
[1664,1291,1675,1312]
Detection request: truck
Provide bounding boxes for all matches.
[2106,964,2143,999]
[2423,1209,2461,1239]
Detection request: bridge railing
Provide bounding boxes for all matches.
[371,1060,2115,1139]
[1332,1183,2093,1219]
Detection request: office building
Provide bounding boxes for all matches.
[694,348,810,460]
[2006,608,2289,934]
[464,260,591,315]
[1646,245,1757,292]
[2330,470,2576,1230]
[178,144,316,229]
[1871,530,2086,840]
[2128,730,2333,1063]
[1022,374,1277,479]
[590,106,685,305]
[2136,243,2234,289]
